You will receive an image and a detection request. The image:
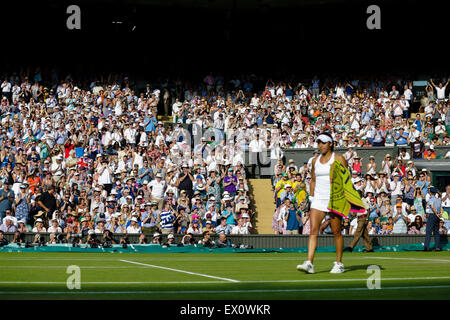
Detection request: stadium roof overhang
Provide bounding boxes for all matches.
[413,160,450,172]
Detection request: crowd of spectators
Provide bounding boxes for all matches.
[272,154,450,236]
[0,69,449,245]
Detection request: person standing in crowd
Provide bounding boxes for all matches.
[345,196,373,252]
[0,181,14,221]
[424,187,442,251]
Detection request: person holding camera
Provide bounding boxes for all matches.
[0,230,9,247]
[198,231,214,247]
[101,230,117,247]
[181,232,196,246]
[106,215,126,234]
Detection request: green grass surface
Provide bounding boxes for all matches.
[1,251,450,299]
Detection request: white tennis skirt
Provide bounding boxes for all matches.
[310,198,330,212]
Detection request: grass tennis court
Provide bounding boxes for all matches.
[1,251,450,299]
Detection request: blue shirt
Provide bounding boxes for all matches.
[145,117,157,132]
[223,209,236,225]
[0,189,14,213]
[416,180,429,196]
[429,196,442,215]
[395,132,409,145]
[160,210,175,229]
[286,209,300,230]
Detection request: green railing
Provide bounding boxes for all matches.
[2,233,448,249]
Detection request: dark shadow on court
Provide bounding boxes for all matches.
[313,264,385,274]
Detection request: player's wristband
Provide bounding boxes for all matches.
[309,196,314,202]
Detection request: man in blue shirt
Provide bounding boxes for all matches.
[424,187,442,251]
[144,114,157,133]
[285,203,301,235]
[394,127,409,146]
[279,184,295,204]
[416,172,429,196]
[137,160,153,185]
[141,202,159,234]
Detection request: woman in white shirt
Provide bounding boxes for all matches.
[48,219,62,233]
[126,218,142,234]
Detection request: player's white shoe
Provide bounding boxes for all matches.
[330,261,345,274]
[297,260,315,274]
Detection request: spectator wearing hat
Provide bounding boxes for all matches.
[203,220,216,234]
[187,219,202,235]
[365,155,377,175]
[274,173,290,207]
[97,158,114,194]
[221,202,237,226]
[389,172,403,205]
[406,206,421,226]
[141,202,158,234]
[392,204,408,234]
[279,183,295,204]
[223,168,238,197]
[106,214,125,233]
[151,232,161,244]
[149,173,167,210]
[376,171,390,194]
[51,154,66,183]
[0,216,17,233]
[403,174,416,206]
[423,145,436,160]
[94,219,106,234]
[126,217,142,234]
[48,219,63,233]
[424,187,442,251]
[32,218,46,233]
[163,233,176,246]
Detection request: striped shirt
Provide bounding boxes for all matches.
[160,210,175,229]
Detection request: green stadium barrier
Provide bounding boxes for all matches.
[0,242,448,253]
[2,233,449,249]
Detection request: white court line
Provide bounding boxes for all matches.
[119,259,240,283]
[0,266,150,269]
[367,257,450,263]
[0,281,224,284]
[1,256,450,262]
[1,285,450,295]
[2,276,450,285]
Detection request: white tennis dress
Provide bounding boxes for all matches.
[311,152,334,212]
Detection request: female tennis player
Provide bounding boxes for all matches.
[297,132,347,274]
